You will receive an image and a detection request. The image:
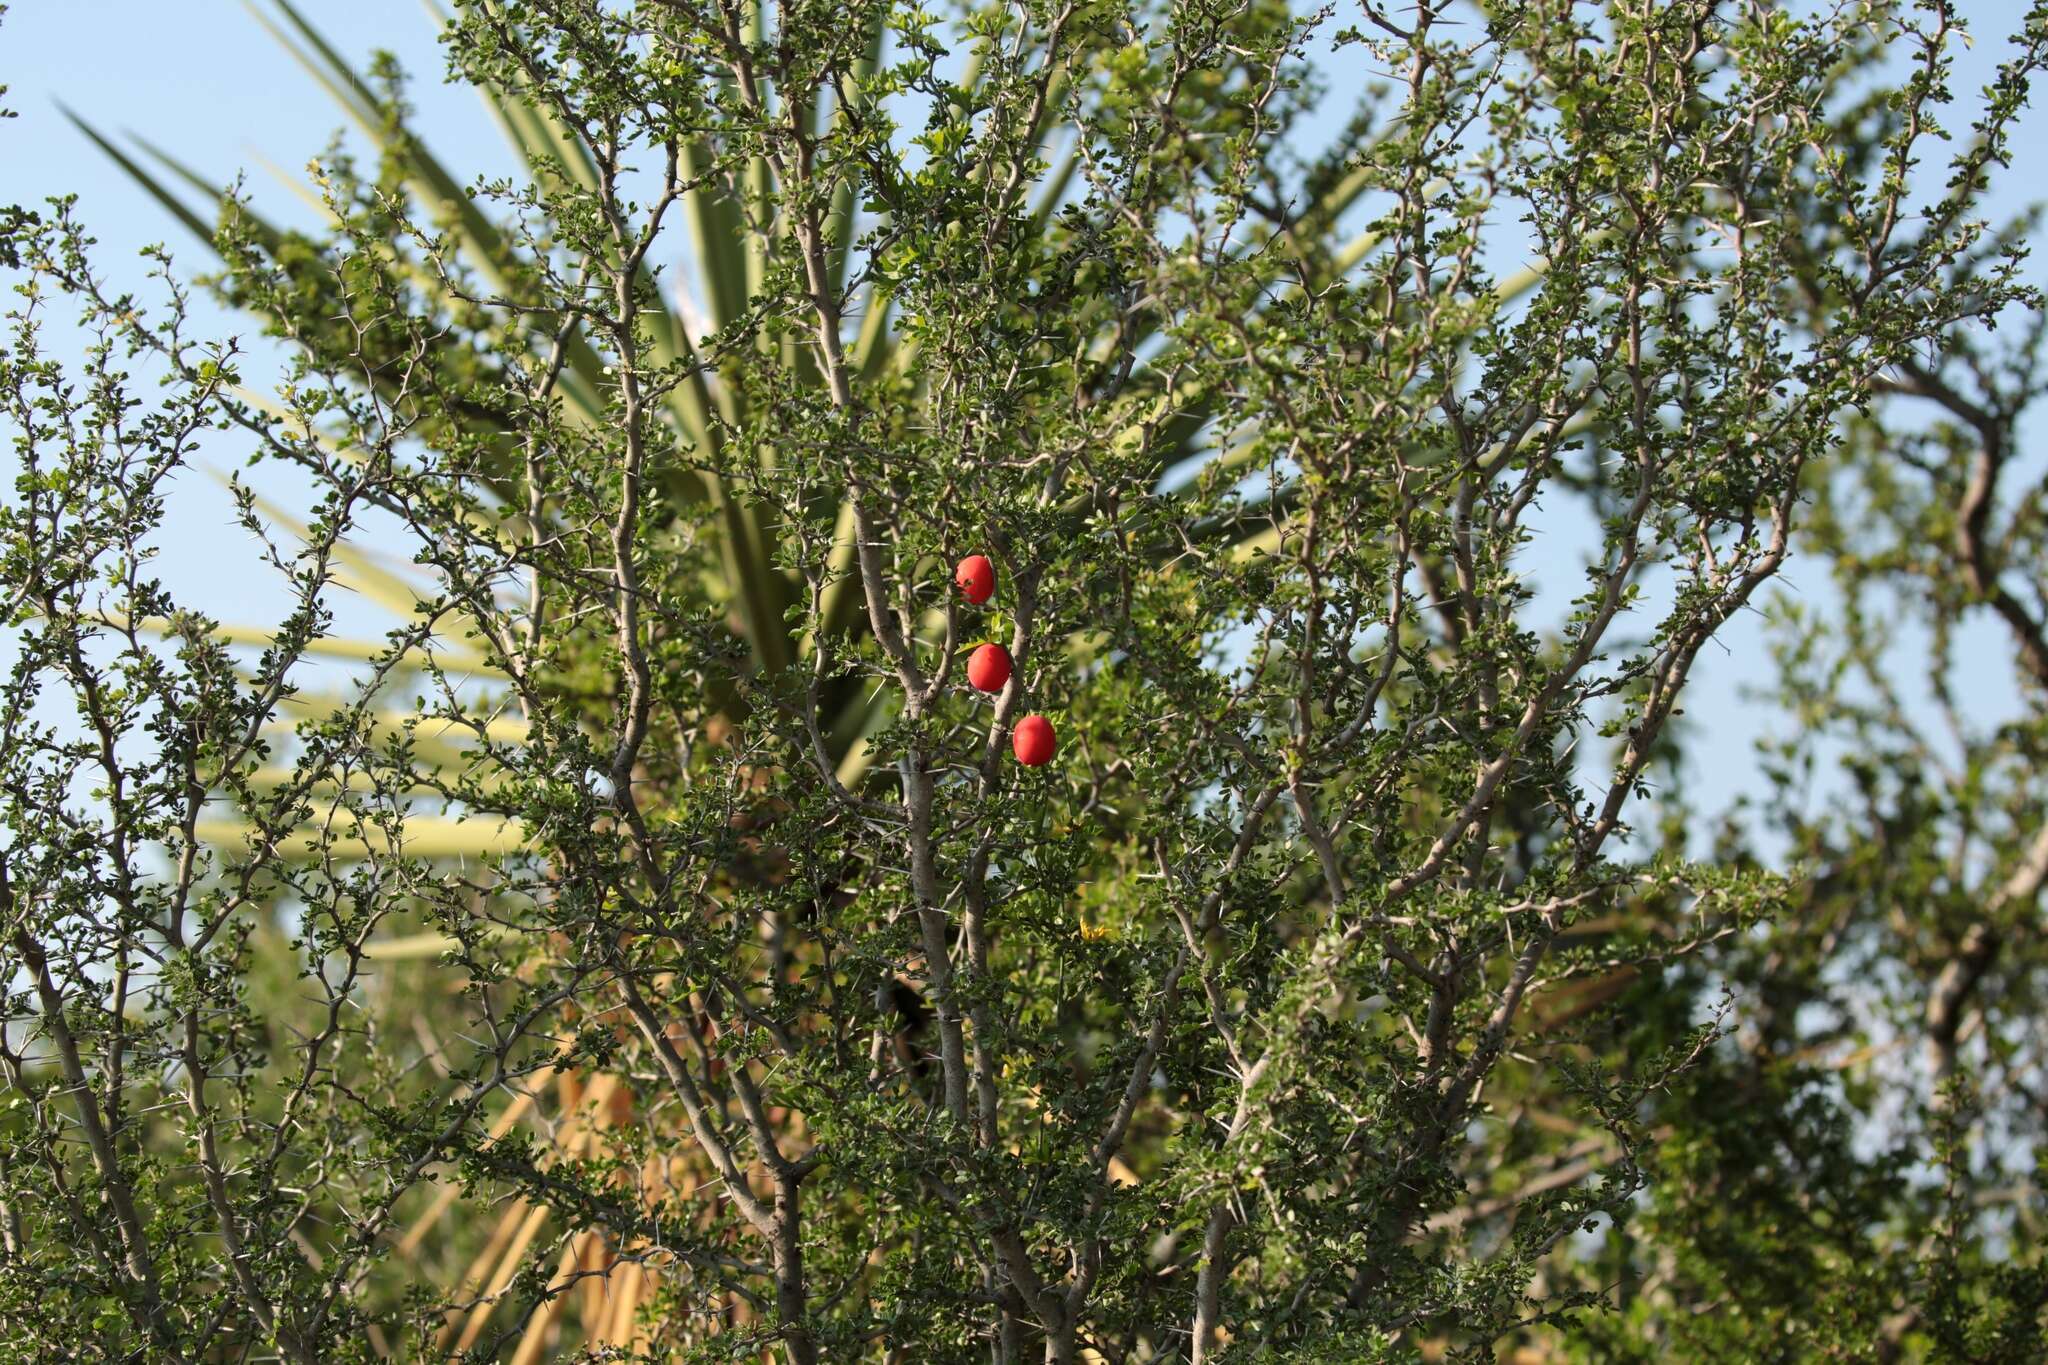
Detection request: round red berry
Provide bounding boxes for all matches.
[966,642,1012,693]
[954,554,995,605]
[1012,714,1057,767]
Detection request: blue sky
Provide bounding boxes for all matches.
[3,0,2043,845]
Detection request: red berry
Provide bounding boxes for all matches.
[1012,714,1057,767]
[954,554,995,605]
[966,642,1012,693]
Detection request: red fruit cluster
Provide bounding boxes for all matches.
[955,553,1056,767]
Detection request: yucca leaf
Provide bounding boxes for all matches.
[255,3,620,404]
[835,734,877,792]
[205,468,517,679]
[712,485,794,675]
[809,500,864,654]
[57,107,217,245]
[261,702,529,778]
[823,6,890,299]
[242,2,381,139]
[850,275,897,381]
[452,5,601,197]
[246,150,343,226]
[238,767,515,799]
[1029,136,1081,234]
[96,4,822,682]
[679,139,751,338]
[1227,523,1286,565]
[510,1235,587,1365]
[222,476,472,635]
[109,613,508,678]
[122,133,239,213]
[193,814,525,858]
[444,1201,553,1354]
[597,1259,647,1349]
[443,1083,618,1353]
[268,696,530,745]
[362,923,520,963]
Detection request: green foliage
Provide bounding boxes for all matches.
[5,0,2048,1360]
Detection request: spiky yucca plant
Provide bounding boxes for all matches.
[7,0,2045,1360]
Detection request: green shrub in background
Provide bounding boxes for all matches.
[6,0,2048,1359]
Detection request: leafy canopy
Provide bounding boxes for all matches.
[5,0,2048,1360]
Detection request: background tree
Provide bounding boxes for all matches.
[5,0,2046,1361]
[1557,43,2048,1355]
